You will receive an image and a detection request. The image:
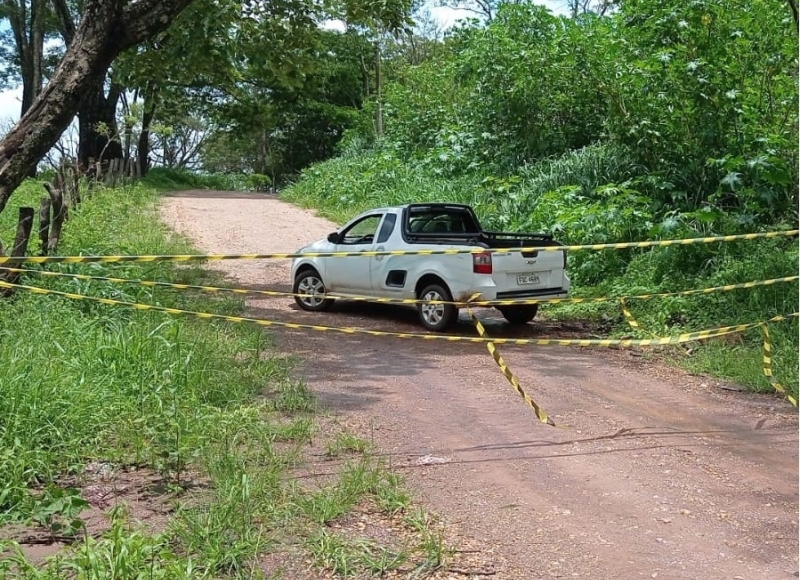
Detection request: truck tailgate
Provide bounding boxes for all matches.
[491,249,566,297]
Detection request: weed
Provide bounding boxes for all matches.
[270,419,315,443]
[404,507,450,571]
[271,381,316,414]
[296,486,355,525]
[325,431,370,457]
[306,529,353,576]
[306,529,409,577]
[28,486,88,540]
[374,471,411,515]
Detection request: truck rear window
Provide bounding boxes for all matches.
[407,209,480,234]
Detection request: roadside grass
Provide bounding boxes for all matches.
[0,181,450,578]
[281,152,799,402]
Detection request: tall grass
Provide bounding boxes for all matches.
[283,150,483,224]
[0,181,279,522]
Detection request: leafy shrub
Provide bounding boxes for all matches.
[141,167,248,191]
[246,173,272,191]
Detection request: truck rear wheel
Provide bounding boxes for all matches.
[417,283,458,332]
[498,304,539,325]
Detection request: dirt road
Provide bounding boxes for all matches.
[161,191,799,580]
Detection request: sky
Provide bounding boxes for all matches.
[0,1,568,126]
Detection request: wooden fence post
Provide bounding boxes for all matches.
[1,206,35,295]
[39,196,52,255]
[43,183,66,254]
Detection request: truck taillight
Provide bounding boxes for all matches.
[562,249,568,269]
[473,251,493,274]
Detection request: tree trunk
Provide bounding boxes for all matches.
[374,41,383,139]
[52,0,76,44]
[0,0,196,216]
[78,79,124,168]
[122,89,137,161]
[8,0,47,177]
[7,0,46,117]
[137,82,160,176]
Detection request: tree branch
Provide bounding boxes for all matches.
[51,0,77,45]
[117,0,194,49]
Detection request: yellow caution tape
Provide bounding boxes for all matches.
[0,279,796,348]
[620,298,641,332]
[761,325,797,406]
[0,230,796,264]
[469,308,555,426]
[4,266,797,308]
[2,267,300,299]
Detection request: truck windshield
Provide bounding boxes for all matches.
[407,208,480,234]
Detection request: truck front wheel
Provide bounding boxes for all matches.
[417,284,458,332]
[294,269,333,311]
[498,304,539,325]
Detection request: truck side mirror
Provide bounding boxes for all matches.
[327,232,341,244]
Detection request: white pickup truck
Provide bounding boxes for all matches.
[290,203,570,331]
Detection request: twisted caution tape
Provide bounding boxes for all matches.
[620,298,642,333]
[469,309,555,426]
[0,230,796,264]
[761,325,797,406]
[3,266,797,308]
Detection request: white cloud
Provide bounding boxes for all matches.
[429,6,474,29]
[429,1,570,28]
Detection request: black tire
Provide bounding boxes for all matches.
[498,304,539,325]
[417,283,458,332]
[293,269,333,312]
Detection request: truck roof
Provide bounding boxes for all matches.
[387,203,473,212]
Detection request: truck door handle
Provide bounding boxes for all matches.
[375,246,385,261]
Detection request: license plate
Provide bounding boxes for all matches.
[517,273,541,285]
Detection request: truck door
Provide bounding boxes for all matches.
[369,212,400,293]
[325,213,383,292]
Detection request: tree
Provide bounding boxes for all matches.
[199,28,376,182]
[122,0,412,177]
[0,0,49,116]
[0,0,196,216]
[51,0,128,167]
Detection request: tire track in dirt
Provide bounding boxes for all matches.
[161,191,798,580]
